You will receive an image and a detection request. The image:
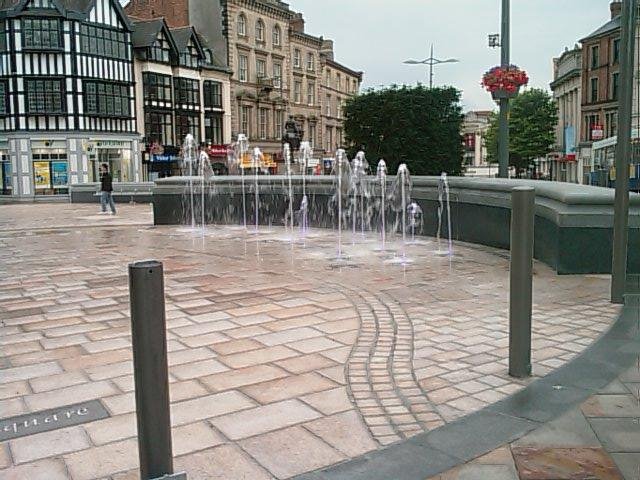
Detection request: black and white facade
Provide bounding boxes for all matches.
[132,19,232,180]
[0,0,140,198]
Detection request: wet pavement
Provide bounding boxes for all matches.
[0,203,631,480]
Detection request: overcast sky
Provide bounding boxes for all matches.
[287,0,611,112]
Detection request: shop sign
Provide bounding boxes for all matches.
[592,125,604,140]
[240,152,276,169]
[33,161,50,188]
[152,154,179,163]
[93,140,129,148]
[207,145,230,157]
[51,162,68,186]
[323,158,333,169]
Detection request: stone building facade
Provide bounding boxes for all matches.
[549,45,583,183]
[124,0,363,165]
[320,40,363,155]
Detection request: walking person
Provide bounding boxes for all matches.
[99,163,116,215]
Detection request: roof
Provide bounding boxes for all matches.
[324,57,363,80]
[196,33,231,73]
[131,18,165,48]
[581,15,621,42]
[0,0,131,28]
[170,26,194,53]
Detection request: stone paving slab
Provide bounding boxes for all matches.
[0,204,623,479]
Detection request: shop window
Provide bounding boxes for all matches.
[22,18,61,49]
[144,110,173,146]
[84,81,131,117]
[90,148,132,183]
[174,77,200,106]
[80,24,128,60]
[203,81,222,108]
[32,151,68,195]
[143,73,172,103]
[26,78,64,114]
[204,113,223,144]
[0,150,11,195]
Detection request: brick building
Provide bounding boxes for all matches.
[124,0,363,165]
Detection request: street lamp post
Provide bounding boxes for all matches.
[611,0,638,303]
[498,0,510,178]
[404,44,459,89]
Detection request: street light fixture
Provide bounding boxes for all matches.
[404,44,459,89]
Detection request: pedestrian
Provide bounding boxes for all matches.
[99,163,116,215]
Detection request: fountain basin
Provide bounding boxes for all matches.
[152,175,640,274]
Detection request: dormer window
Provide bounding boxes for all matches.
[179,40,200,69]
[237,13,247,37]
[149,32,170,63]
[256,19,265,42]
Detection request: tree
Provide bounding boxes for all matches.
[485,88,558,177]
[342,84,464,175]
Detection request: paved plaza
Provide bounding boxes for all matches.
[0,203,629,479]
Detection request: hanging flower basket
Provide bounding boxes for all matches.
[491,87,521,100]
[481,65,529,100]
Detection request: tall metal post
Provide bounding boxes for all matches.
[129,261,174,480]
[509,187,534,378]
[498,0,511,178]
[429,44,434,89]
[611,0,638,303]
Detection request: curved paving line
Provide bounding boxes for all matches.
[295,297,639,480]
[338,284,445,447]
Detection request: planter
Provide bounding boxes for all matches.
[491,87,520,100]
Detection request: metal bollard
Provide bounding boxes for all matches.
[509,187,534,378]
[129,260,174,479]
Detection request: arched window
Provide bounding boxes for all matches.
[272,25,281,46]
[255,19,265,42]
[237,13,246,37]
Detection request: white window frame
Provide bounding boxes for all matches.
[255,19,265,42]
[237,14,246,37]
[239,54,248,82]
[293,49,301,68]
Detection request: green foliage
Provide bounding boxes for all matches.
[342,84,464,175]
[485,88,558,175]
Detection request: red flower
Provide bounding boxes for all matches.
[481,65,529,94]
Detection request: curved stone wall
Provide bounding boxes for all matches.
[153,176,640,275]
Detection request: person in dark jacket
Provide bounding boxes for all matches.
[99,163,116,215]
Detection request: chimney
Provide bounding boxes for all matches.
[290,13,304,33]
[321,39,334,61]
[610,1,622,19]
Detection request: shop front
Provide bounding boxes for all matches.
[206,144,231,175]
[0,144,11,195]
[86,140,134,183]
[144,144,182,180]
[31,140,69,196]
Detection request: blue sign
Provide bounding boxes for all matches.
[152,154,179,163]
[51,161,68,187]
